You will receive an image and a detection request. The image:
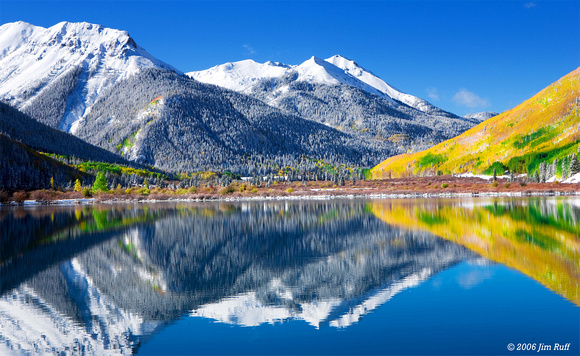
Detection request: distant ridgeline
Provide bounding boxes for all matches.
[371,67,580,180]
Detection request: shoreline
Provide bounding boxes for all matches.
[2,176,579,206]
[3,187,580,207]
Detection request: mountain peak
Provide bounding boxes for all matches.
[0,20,38,31]
[295,55,357,86]
[326,54,358,67]
[0,20,177,132]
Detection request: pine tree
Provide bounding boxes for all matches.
[569,154,580,176]
[562,160,568,180]
[539,162,547,183]
[74,179,82,192]
[93,172,108,192]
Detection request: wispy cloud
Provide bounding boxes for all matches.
[452,89,489,108]
[426,87,439,101]
[243,44,256,55]
[523,2,536,9]
[456,267,494,289]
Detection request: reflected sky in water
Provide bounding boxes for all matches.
[0,198,578,355]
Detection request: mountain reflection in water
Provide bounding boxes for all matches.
[0,198,578,354]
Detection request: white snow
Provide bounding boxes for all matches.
[455,172,526,181]
[0,21,177,133]
[564,172,580,183]
[187,54,448,112]
[188,59,290,92]
[463,111,498,122]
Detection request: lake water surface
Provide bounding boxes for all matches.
[1,197,578,355]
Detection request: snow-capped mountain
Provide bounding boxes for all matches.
[188,55,477,153]
[188,55,447,114]
[0,21,176,132]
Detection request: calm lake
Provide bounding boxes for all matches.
[1,197,578,355]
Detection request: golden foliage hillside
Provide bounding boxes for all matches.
[371,68,580,178]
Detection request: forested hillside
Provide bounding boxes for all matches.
[0,134,89,190]
[0,101,170,191]
[0,101,130,165]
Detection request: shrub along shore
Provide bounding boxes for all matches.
[1,175,579,205]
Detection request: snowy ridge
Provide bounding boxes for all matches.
[325,55,429,111]
[187,54,450,112]
[190,268,432,329]
[0,21,176,132]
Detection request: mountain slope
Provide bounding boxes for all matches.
[324,55,452,116]
[0,101,163,190]
[371,67,580,178]
[245,74,475,148]
[0,21,176,132]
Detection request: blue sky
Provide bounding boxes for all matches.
[0,0,578,116]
